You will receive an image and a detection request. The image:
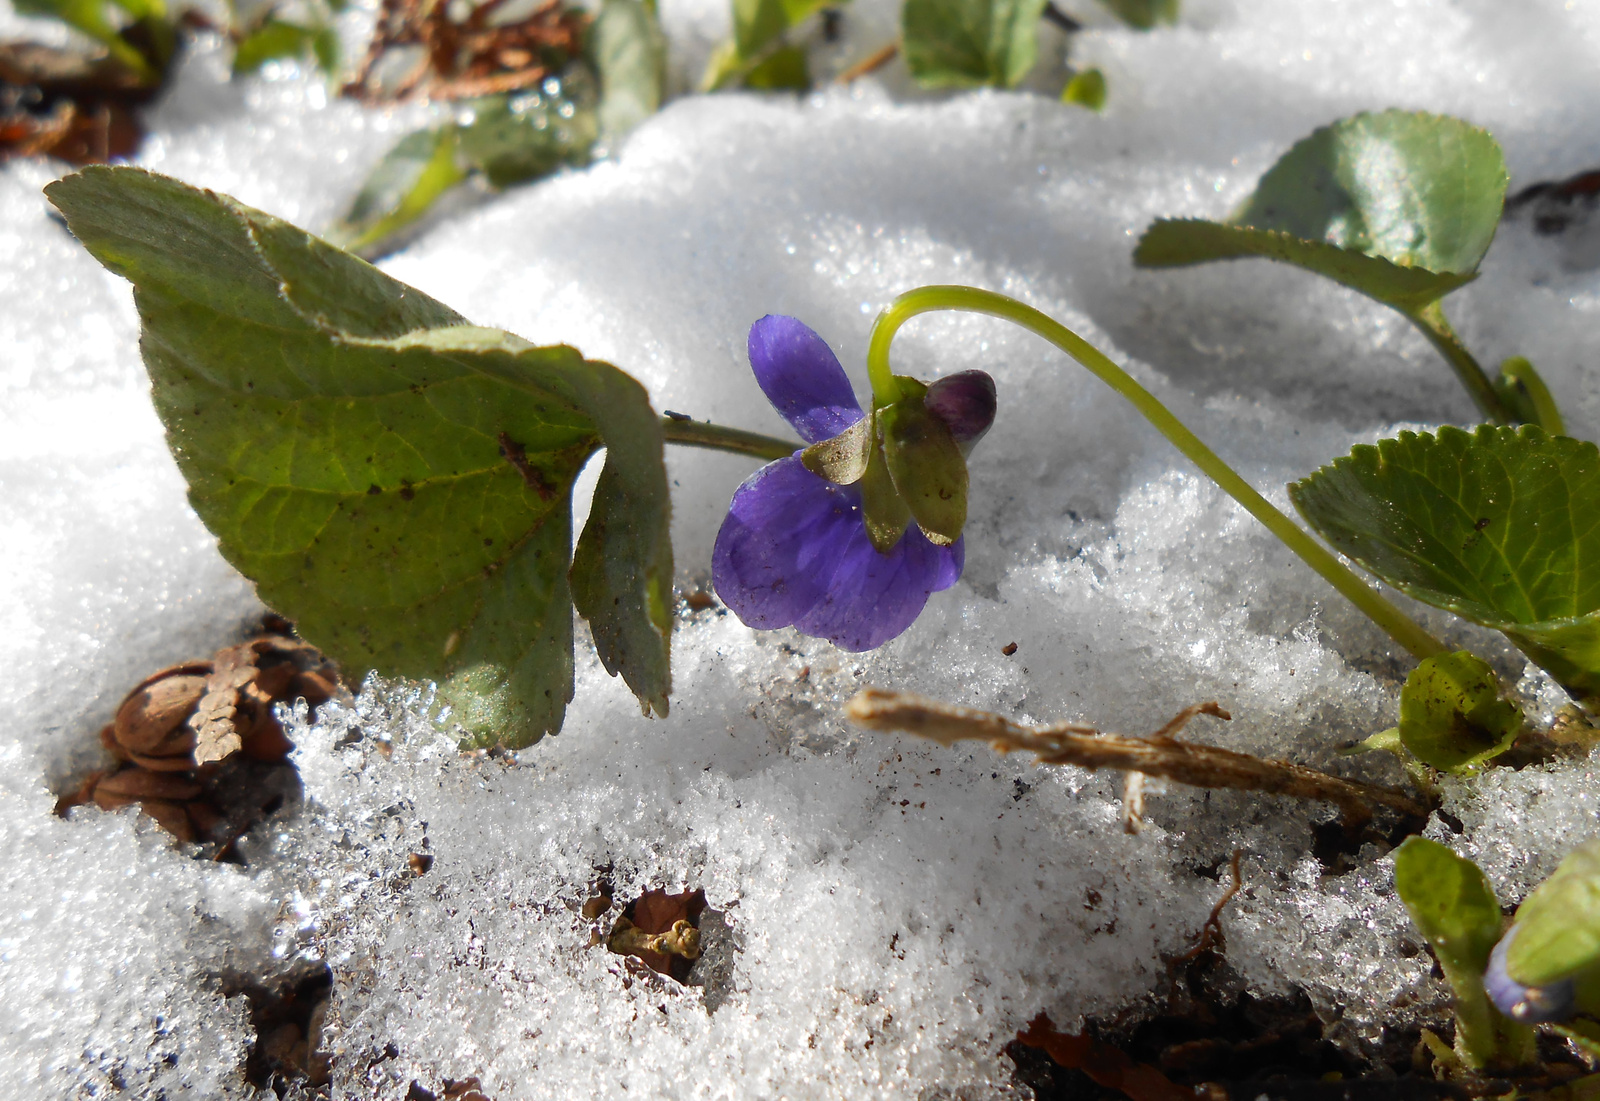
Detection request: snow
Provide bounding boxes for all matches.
[3,0,1600,1096]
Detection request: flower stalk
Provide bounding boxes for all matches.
[659,415,799,461]
[867,285,1449,662]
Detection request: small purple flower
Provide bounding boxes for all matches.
[712,315,984,652]
[1484,924,1577,1024]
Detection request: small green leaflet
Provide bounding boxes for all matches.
[1508,839,1600,990]
[1290,426,1600,706]
[1061,67,1105,110]
[593,0,667,138]
[1393,837,1532,1069]
[902,0,1048,89]
[1396,651,1521,773]
[47,166,671,748]
[1135,111,1507,314]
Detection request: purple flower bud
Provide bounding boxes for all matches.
[1484,925,1577,1023]
[924,370,997,447]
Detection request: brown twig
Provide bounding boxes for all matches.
[845,688,1426,828]
[836,41,899,83]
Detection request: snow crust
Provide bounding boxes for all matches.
[4,0,1600,1095]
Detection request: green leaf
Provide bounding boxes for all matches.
[1061,67,1105,111]
[699,40,746,90]
[741,43,810,90]
[1339,725,1402,757]
[1393,837,1522,1069]
[733,0,790,59]
[1395,837,1503,984]
[1135,219,1476,314]
[233,18,318,75]
[881,380,966,546]
[902,0,1048,88]
[1135,111,1508,313]
[592,0,666,140]
[455,90,598,189]
[1398,651,1521,772]
[1496,356,1565,436]
[14,0,158,78]
[1290,425,1600,706]
[1508,839,1600,988]
[46,166,670,747]
[326,126,468,258]
[1096,0,1176,28]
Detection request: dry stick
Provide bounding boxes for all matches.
[845,688,1428,828]
[837,41,900,83]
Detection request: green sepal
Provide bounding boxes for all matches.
[861,418,911,553]
[1398,652,1521,773]
[1496,356,1566,435]
[1508,839,1600,990]
[802,415,872,485]
[1290,426,1600,708]
[880,377,967,547]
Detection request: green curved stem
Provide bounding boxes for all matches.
[1409,301,1514,426]
[868,286,1448,661]
[660,416,799,462]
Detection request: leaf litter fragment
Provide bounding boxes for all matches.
[47,166,671,747]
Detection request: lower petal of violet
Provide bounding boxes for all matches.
[795,525,963,652]
[712,456,965,650]
[712,455,863,630]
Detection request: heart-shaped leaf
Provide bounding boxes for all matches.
[1398,651,1522,772]
[902,0,1048,88]
[1135,111,1508,314]
[47,166,671,747]
[1290,426,1600,705]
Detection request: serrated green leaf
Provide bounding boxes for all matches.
[233,18,318,75]
[1061,67,1105,110]
[1135,111,1507,313]
[592,0,665,139]
[1508,839,1600,987]
[1096,0,1176,28]
[46,166,670,747]
[326,126,467,258]
[1398,651,1521,772]
[881,380,966,546]
[1291,426,1600,705]
[902,0,1048,88]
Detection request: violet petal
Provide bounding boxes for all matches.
[794,527,965,652]
[749,315,864,443]
[712,456,860,629]
[1484,926,1577,1023]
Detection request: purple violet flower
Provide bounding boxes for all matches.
[712,315,984,652]
[1484,924,1577,1024]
